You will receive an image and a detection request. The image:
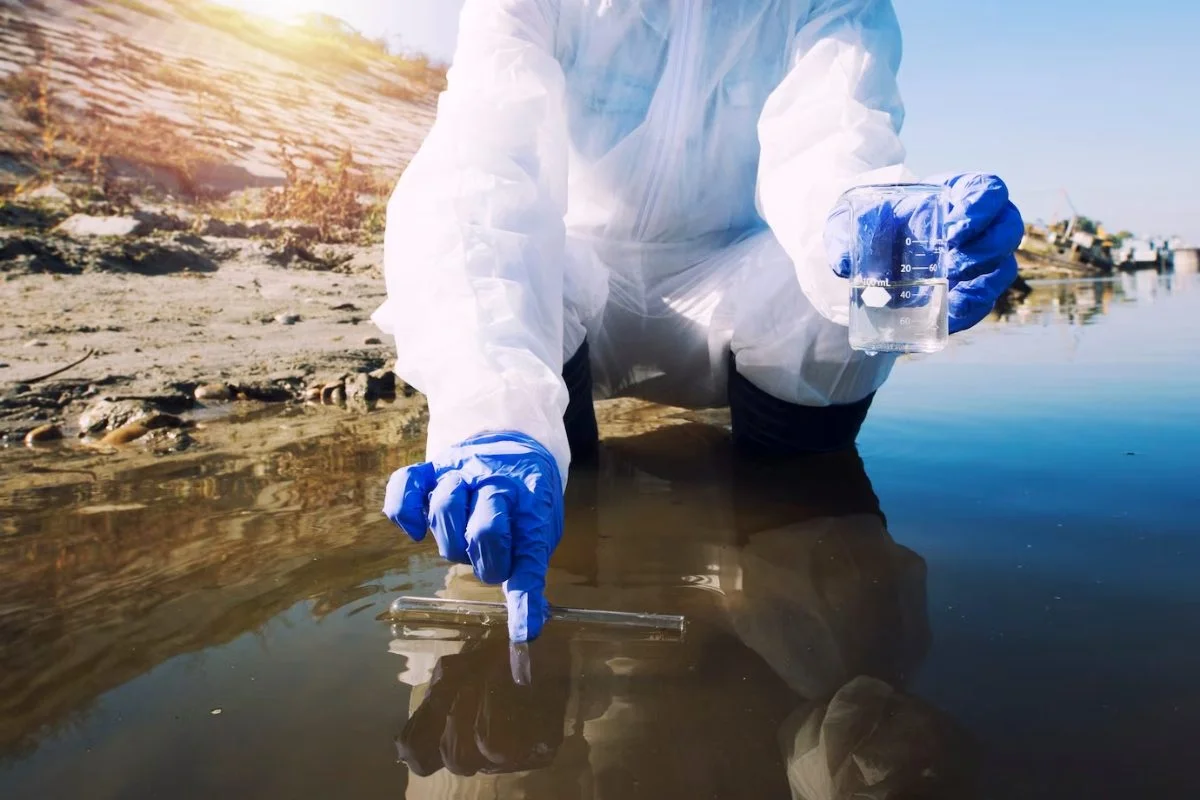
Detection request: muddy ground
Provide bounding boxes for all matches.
[0,193,412,446]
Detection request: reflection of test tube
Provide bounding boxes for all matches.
[386,596,687,643]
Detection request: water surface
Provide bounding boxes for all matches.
[1,270,1198,799]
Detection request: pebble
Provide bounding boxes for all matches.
[234,383,293,402]
[24,339,48,348]
[55,213,144,238]
[363,337,383,345]
[0,362,8,368]
[275,313,301,326]
[210,708,223,716]
[345,372,377,407]
[303,386,323,403]
[101,414,185,445]
[194,383,234,402]
[24,424,64,446]
[102,422,152,445]
[17,183,71,203]
[79,398,155,433]
[149,428,194,453]
[320,381,343,404]
[199,218,250,238]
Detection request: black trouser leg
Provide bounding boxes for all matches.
[562,340,599,462]
[727,351,875,458]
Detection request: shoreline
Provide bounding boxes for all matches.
[1,219,405,445]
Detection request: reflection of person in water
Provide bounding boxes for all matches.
[391,424,978,799]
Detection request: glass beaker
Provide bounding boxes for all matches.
[841,183,949,354]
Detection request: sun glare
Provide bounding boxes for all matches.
[220,0,330,24]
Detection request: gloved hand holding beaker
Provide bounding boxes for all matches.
[825,172,1025,349]
[383,431,564,643]
[935,172,1026,332]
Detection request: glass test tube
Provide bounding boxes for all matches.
[387,596,687,642]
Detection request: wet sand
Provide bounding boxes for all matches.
[1,234,399,438]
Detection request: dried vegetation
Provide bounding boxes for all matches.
[0,0,442,243]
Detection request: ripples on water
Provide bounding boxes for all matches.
[0,271,1198,799]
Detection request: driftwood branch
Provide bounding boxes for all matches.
[24,349,96,385]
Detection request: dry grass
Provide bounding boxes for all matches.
[1,4,421,238]
[374,77,422,104]
[1,68,49,126]
[109,0,168,17]
[262,144,389,242]
[91,6,124,21]
[160,0,446,93]
[149,62,230,102]
[1,67,63,172]
[172,3,382,73]
[85,112,219,193]
[1,61,220,199]
[390,52,448,94]
[108,48,147,74]
[63,0,168,19]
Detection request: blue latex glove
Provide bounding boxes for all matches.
[826,173,1025,333]
[383,432,564,642]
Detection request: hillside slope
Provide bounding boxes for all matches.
[0,0,439,195]
[0,0,443,443]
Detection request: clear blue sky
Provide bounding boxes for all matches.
[233,0,1200,243]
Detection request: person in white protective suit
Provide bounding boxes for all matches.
[376,0,1025,642]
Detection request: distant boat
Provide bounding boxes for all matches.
[1115,238,1169,271]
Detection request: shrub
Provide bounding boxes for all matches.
[263,144,390,243]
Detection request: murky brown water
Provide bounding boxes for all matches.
[2,272,1200,799]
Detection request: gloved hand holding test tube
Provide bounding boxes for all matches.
[386,596,687,686]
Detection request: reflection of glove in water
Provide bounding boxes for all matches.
[383,432,564,642]
[781,676,979,799]
[826,172,1024,333]
[395,633,571,777]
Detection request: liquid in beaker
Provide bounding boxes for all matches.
[840,183,949,354]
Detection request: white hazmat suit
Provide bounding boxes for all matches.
[372,0,914,481]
